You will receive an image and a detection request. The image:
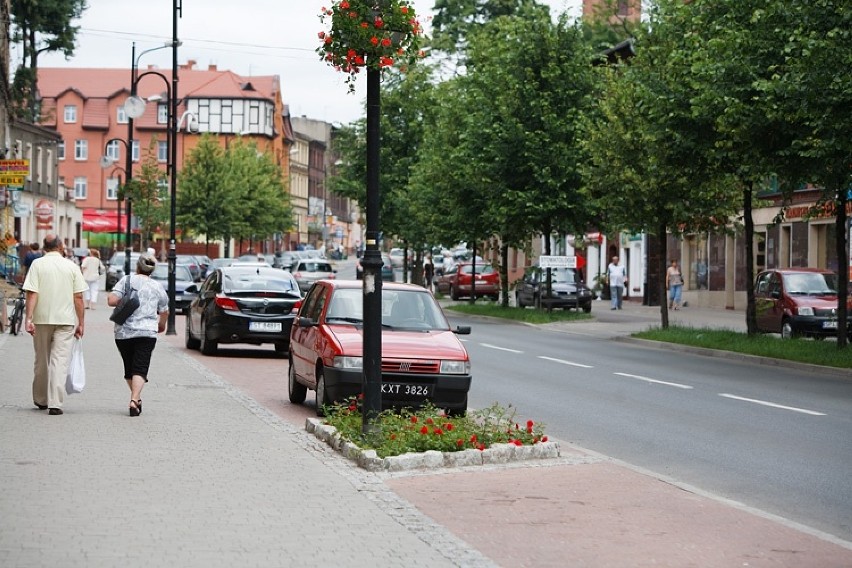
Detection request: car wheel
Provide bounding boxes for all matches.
[185,316,200,350]
[274,341,288,355]
[516,292,524,308]
[780,319,798,340]
[582,302,592,313]
[450,285,459,301]
[489,294,499,302]
[288,357,307,404]
[315,366,328,417]
[200,319,218,355]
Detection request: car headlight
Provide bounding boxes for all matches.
[333,356,363,370]
[798,307,814,316]
[440,360,470,374]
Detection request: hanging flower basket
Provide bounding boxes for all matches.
[317,0,424,92]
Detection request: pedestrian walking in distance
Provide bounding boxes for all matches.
[80,248,104,310]
[666,258,684,310]
[107,252,168,417]
[22,234,88,415]
[607,255,627,310]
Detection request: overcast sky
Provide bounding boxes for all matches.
[30,1,581,126]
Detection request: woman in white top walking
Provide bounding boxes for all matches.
[80,249,104,310]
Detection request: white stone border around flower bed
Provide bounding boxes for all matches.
[306,417,561,472]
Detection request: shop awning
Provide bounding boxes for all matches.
[82,209,122,233]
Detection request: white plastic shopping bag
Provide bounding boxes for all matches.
[65,339,86,394]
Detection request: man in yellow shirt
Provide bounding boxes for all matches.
[23,234,88,415]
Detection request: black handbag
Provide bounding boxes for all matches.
[109,276,140,324]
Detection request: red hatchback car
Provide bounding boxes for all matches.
[288,280,472,416]
[754,268,852,339]
[435,262,500,301]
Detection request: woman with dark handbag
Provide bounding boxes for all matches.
[107,252,168,417]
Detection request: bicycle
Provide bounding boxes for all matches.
[7,283,25,335]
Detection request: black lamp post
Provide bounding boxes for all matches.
[361,66,382,434]
[167,0,182,336]
[124,39,180,334]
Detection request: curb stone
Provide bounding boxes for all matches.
[306,417,561,472]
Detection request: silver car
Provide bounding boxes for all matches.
[291,259,336,292]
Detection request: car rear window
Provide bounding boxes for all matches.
[223,275,298,292]
[299,262,333,272]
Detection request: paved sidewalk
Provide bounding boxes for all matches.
[0,309,492,568]
[2,298,851,567]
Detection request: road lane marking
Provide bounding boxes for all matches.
[718,393,826,416]
[614,372,693,389]
[480,343,523,353]
[538,356,593,369]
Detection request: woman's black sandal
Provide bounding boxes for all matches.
[129,400,141,417]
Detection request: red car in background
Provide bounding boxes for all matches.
[754,268,852,340]
[288,280,472,416]
[435,262,500,301]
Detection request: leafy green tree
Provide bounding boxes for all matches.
[431,0,549,54]
[755,0,852,348]
[580,15,740,327]
[221,138,293,249]
[177,134,237,254]
[10,0,87,120]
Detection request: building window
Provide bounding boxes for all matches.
[36,147,42,183]
[106,177,119,200]
[617,0,629,16]
[46,150,53,184]
[106,140,120,161]
[57,141,65,160]
[157,140,168,162]
[74,139,88,160]
[132,140,140,162]
[117,105,128,124]
[157,103,168,124]
[74,177,87,199]
[64,105,77,123]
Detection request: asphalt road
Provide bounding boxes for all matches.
[446,313,852,541]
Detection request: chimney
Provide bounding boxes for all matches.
[180,59,197,71]
[208,64,217,72]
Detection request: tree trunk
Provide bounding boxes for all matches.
[744,183,758,335]
[834,184,848,349]
[658,221,669,329]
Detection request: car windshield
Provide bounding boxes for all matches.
[298,262,333,273]
[151,265,193,282]
[325,288,450,331]
[539,267,580,283]
[223,273,299,293]
[782,272,837,295]
[460,264,494,275]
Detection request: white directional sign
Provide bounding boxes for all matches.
[539,255,577,269]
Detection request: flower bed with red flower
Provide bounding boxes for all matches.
[323,397,548,459]
[317,0,424,91]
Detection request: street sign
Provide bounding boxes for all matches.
[0,174,25,186]
[0,159,29,174]
[539,255,577,269]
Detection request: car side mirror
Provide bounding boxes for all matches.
[770,290,781,299]
[295,316,316,328]
[185,284,198,294]
[454,325,471,335]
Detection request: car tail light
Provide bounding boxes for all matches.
[293,272,302,279]
[291,300,302,314]
[215,294,239,311]
[328,274,335,280]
